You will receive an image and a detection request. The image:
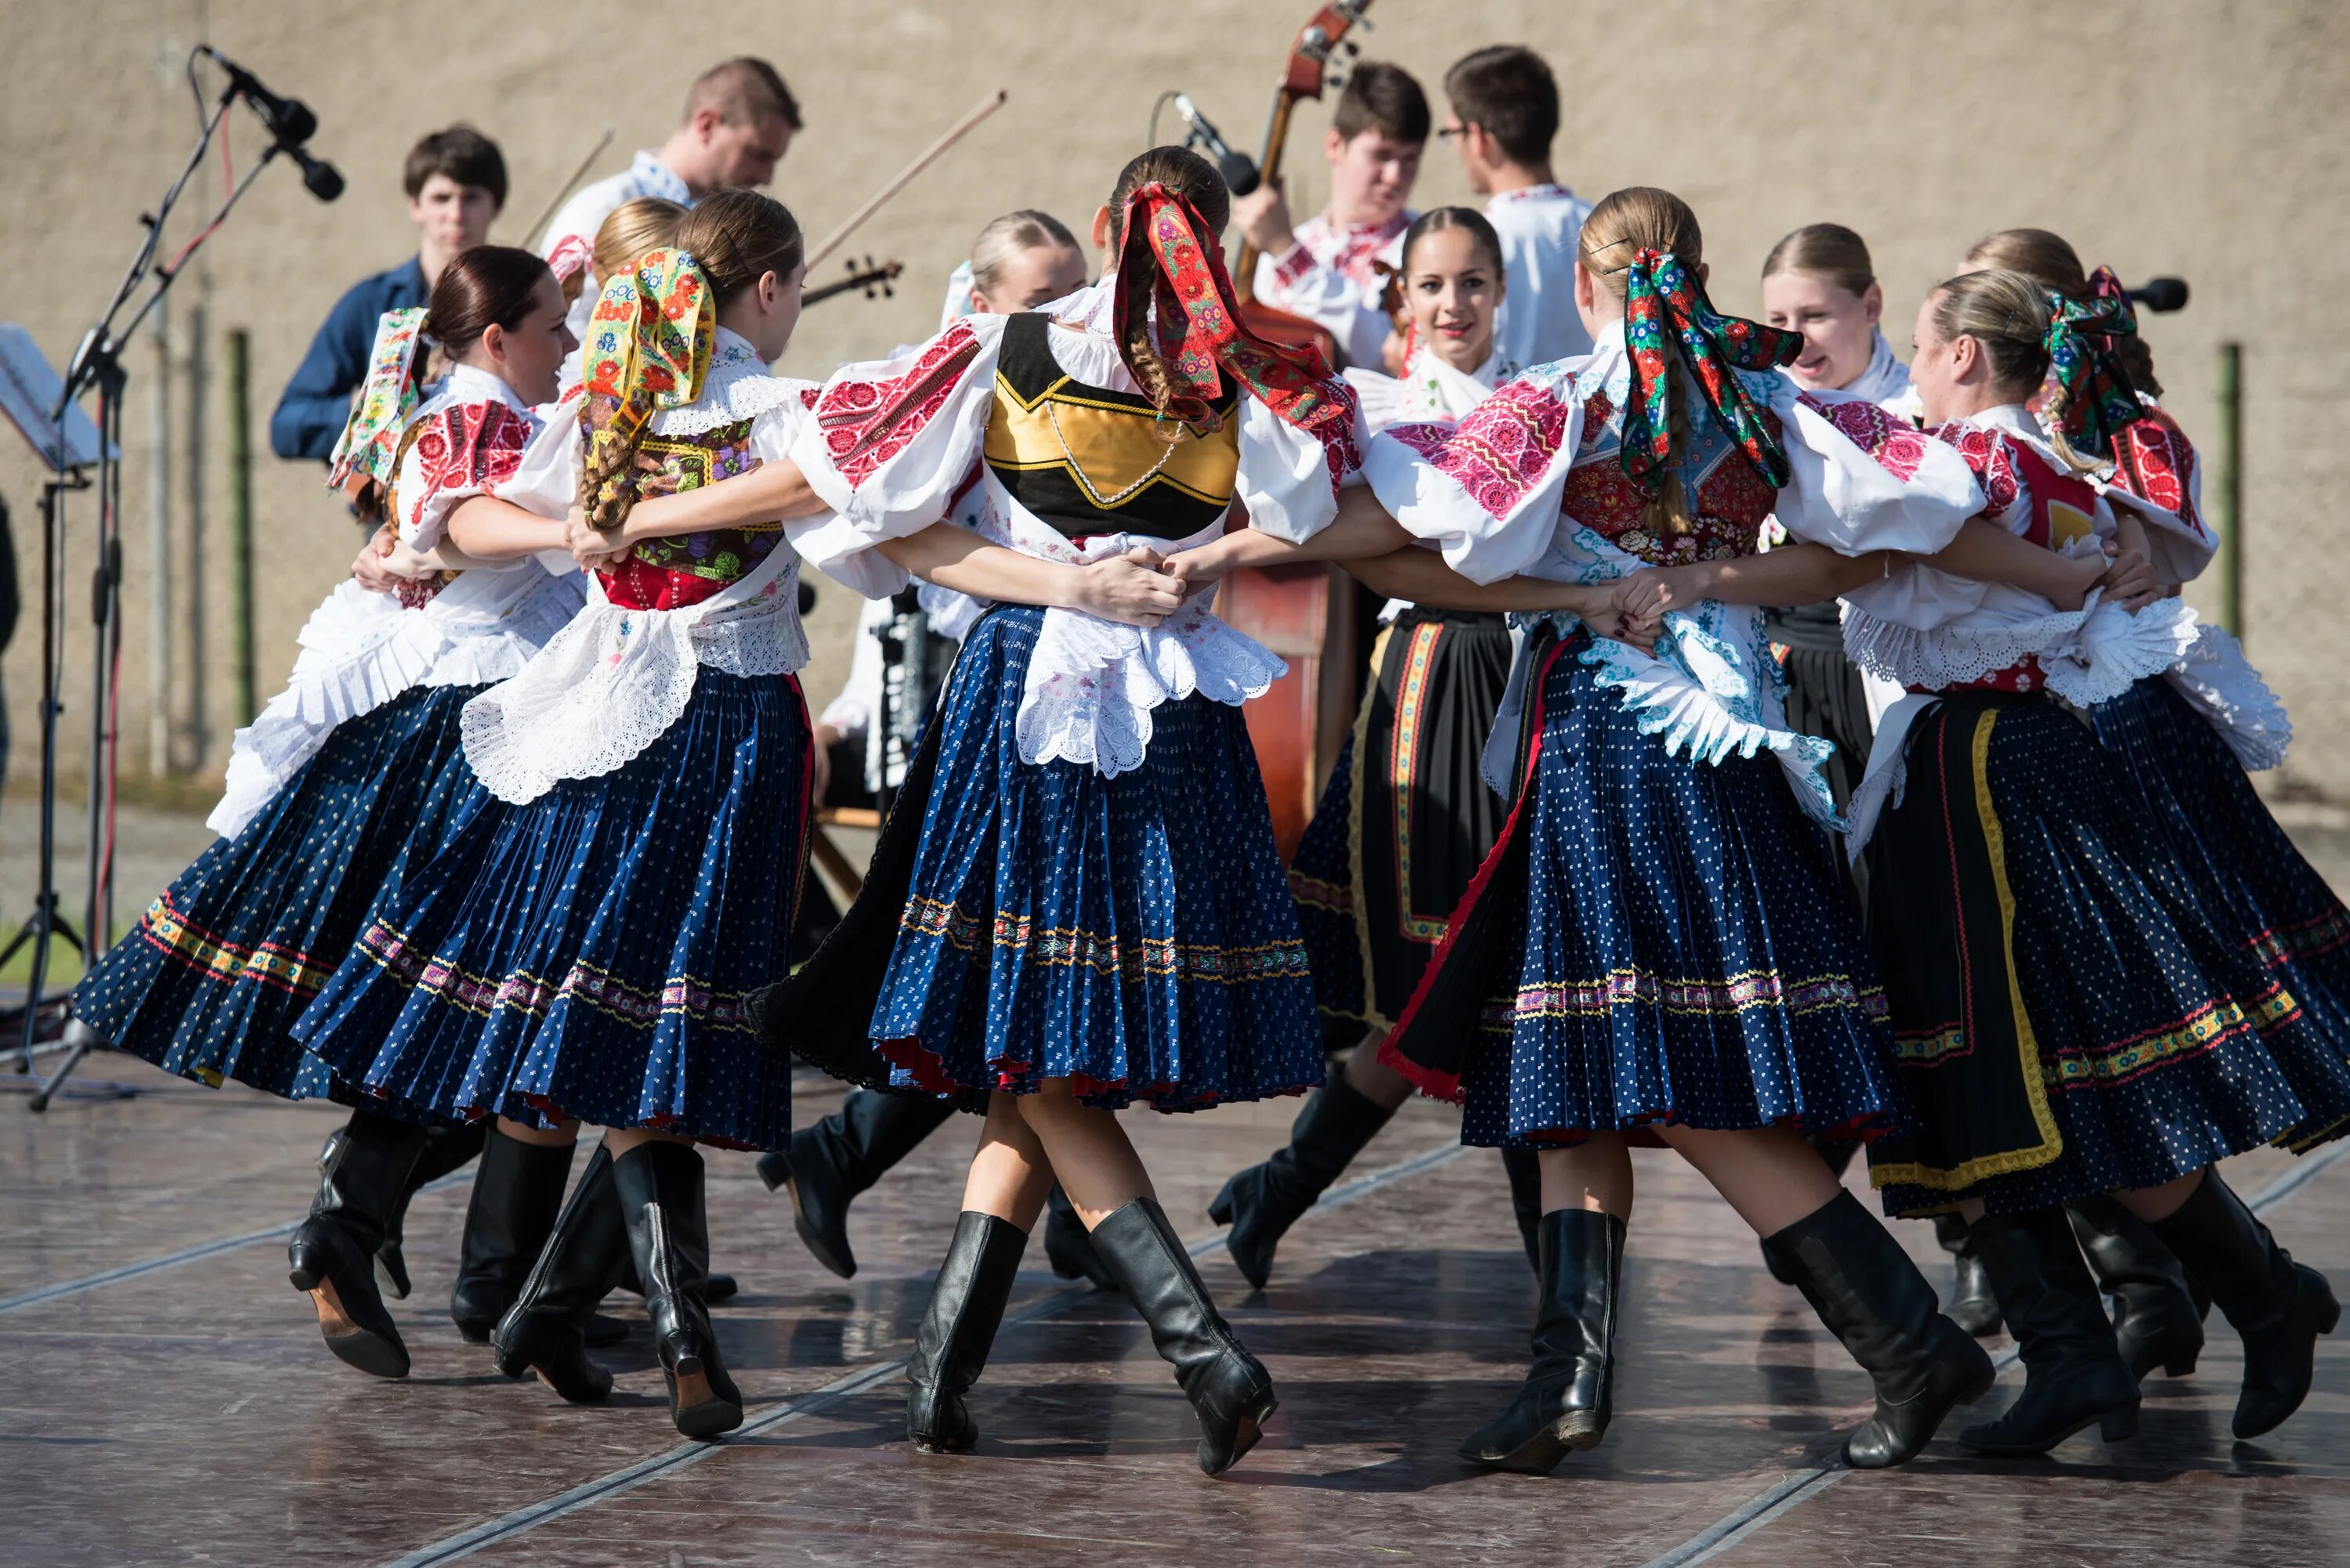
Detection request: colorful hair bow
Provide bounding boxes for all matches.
[577,246,716,523]
[1619,249,1801,500]
[2042,266,2146,464]
[325,307,430,492]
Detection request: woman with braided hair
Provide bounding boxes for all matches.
[295,190,843,1439]
[1184,185,2016,1475]
[1833,265,2347,1457]
[761,145,1386,1476]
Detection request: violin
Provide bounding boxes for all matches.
[1217,0,1376,862]
[803,256,906,309]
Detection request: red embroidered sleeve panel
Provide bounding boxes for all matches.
[403,401,533,533]
[1797,392,1935,483]
[2108,408,2204,538]
[813,322,985,490]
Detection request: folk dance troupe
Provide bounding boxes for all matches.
[69,44,2348,1483]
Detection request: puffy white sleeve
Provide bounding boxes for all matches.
[492,394,584,522]
[752,385,912,600]
[783,316,1007,586]
[1234,391,1361,544]
[1358,367,1584,584]
[393,400,549,551]
[1766,381,1984,555]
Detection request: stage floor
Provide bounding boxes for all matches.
[4,1062,2347,1567]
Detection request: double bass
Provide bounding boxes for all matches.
[1217,0,1378,861]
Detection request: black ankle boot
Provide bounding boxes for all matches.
[2067,1193,2204,1381]
[2148,1172,2341,1439]
[906,1211,1029,1453]
[1208,1077,1394,1289]
[1042,1184,1117,1291]
[493,1145,631,1404]
[1958,1208,2142,1456]
[755,1089,957,1280]
[1091,1198,1278,1476]
[1935,1211,2004,1338]
[1500,1148,1544,1275]
[450,1129,577,1343]
[1765,1191,1996,1469]
[614,1142,742,1440]
[287,1110,428,1378]
[367,1121,488,1300]
[1459,1209,1623,1474]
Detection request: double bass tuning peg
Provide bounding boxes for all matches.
[1341,41,1360,59]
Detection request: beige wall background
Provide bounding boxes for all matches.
[3,0,2345,804]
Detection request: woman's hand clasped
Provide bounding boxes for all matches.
[1068,546,1183,628]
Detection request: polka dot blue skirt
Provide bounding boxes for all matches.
[1864,691,2350,1216]
[70,684,483,1111]
[292,671,808,1150]
[871,605,1324,1112]
[1383,629,1907,1151]
[2094,675,2350,1111]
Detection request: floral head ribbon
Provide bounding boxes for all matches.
[1618,248,1801,500]
[2043,266,2146,464]
[545,233,595,306]
[577,247,715,525]
[325,307,430,491]
[1110,180,1361,488]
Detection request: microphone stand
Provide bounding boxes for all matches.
[21,51,313,1109]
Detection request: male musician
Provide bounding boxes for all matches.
[540,56,801,334]
[1442,45,1594,367]
[269,125,506,464]
[1231,62,1428,372]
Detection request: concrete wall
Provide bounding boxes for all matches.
[3,0,2345,803]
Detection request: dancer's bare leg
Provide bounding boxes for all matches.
[1652,1123,1843,1237]
[1013,1078,1155,1227]
[957,1091,1055,1232]
[1538,1132,1636,1219]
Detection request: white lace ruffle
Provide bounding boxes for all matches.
[461,551,803,804]
[1016,589,1285,777]
[2163,623,2290,771]
[649,362,815,437]
[1842,602,2089,692]
[2041,597,2200,708]
[206,569,585,839]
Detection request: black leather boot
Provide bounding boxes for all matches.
[1935,1211,2004,1338]
[2067,1193,2204,1381]
[449,1128,577,1342]
[287,1110,428,1378]
[2148,1171,2341,1440]
[492,1145,631,1404]
[755,1089,957,1279]
[1958,1208,2142,1455]
[1459,1209,1623,1473]
[905,1211,1029,1453]
[1091,1198,1278,1476]
[1765,1191,1996,1468]
[366,1121,488,1300]
[1042,1183,1117,1291]
[1501,1148,1543,1275]
[614,1141,742,1440]
[1208,1076,1395,1289]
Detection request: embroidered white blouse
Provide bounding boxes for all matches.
[1250,210,1412,372]
[1484,183,1596,370]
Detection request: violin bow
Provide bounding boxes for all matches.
[806,89,1010,270]
[520,128,616,251]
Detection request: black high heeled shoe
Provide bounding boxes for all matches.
[287,1111,428,1378]
[493,1144,631,1404]
[755,1089,957,1279]
[2067,1193,2204,1381]
[2149,1172,2340,1439]
[1767,1191,1997,1469]
[1091,1198,1278,1476]
[906,1211,1029,1453]
[1459,1209,1622,1474]
[1041,1184,1117,1292]
[614,1142,741,1440]
[1957,1207,2141,1456]
[1207,1077,1394,1290]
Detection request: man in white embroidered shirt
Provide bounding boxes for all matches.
[1231,63,1428,374]
[1442,45,1595,370]
[540,56,801,335]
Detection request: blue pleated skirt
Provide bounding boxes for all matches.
[2094,676,2350,1105]
[292,671,809,1149]
[1864,690,2350,1216]
[1384,630,1907,1150]
[870,606,1324,1111]
[70,684,483,1110]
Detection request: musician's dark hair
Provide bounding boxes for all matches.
[1443,45,1557,166]
[1403,206,1505,280]
[1333,61,1430,146]
[1762,222,1876,301]
[1966,227,2161,397]
[421,244,551,359]
[403,125,507,209]
[1106,146,1231,435]
[685,56,801,132]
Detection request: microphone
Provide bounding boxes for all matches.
[2127,276,2189,313]
[201,47,341,202]
[1171,94,1262,198]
